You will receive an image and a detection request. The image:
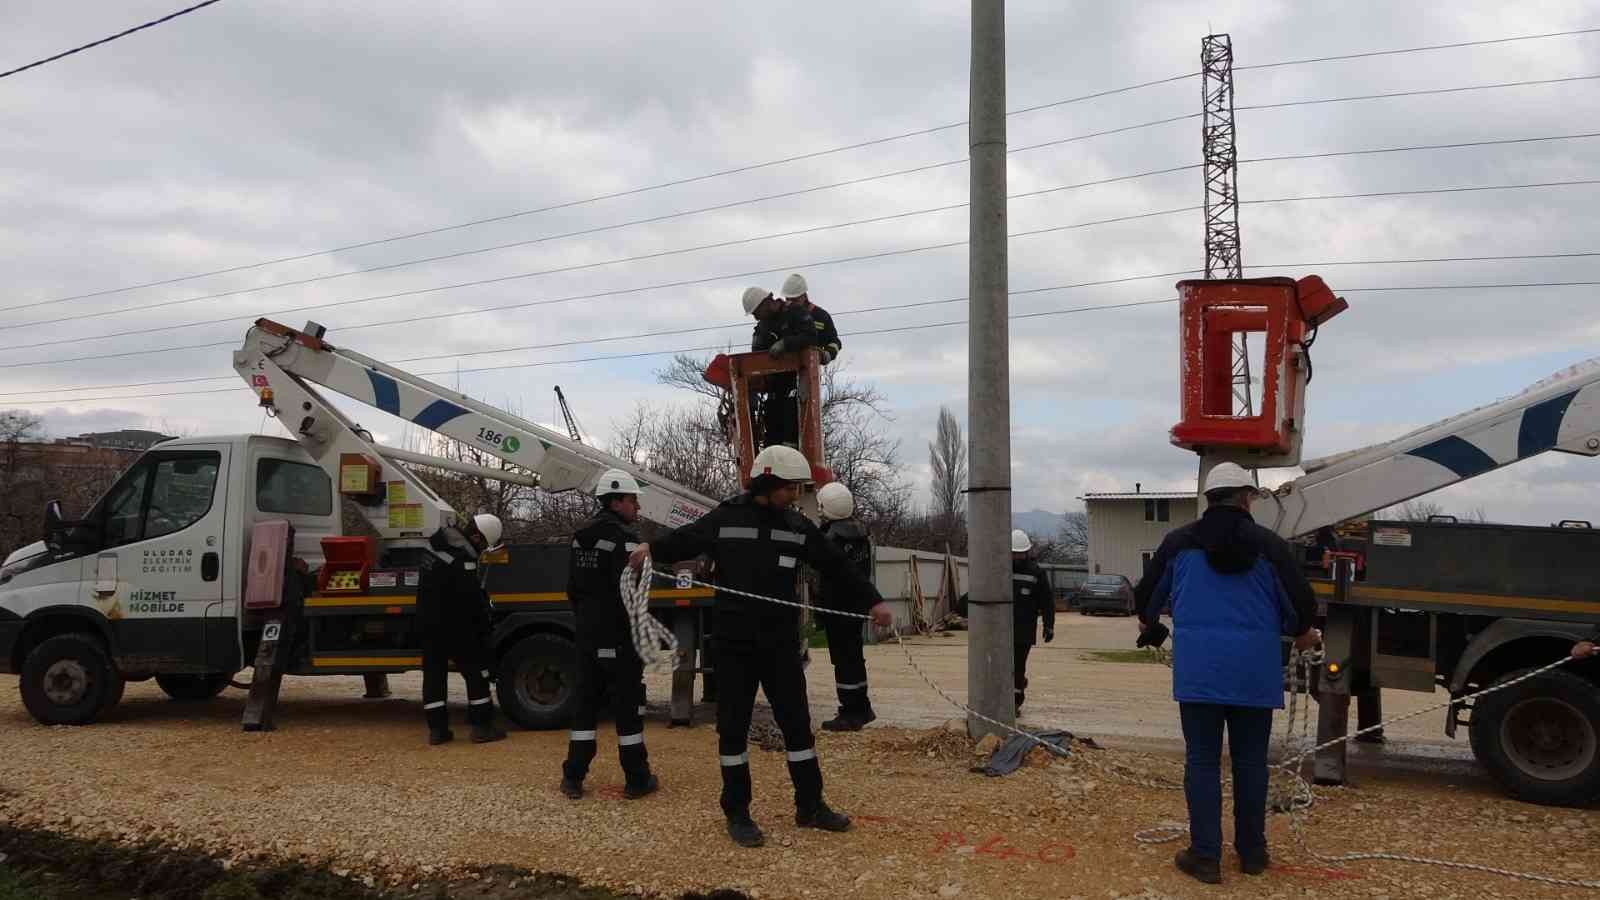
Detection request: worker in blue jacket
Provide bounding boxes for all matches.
[1134,462,1319,886]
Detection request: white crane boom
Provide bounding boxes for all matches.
[1256,357,1600,538]
[233,319,715,544]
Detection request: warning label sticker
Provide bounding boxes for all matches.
[1372,527,1413,548]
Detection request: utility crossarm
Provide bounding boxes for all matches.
[233,319,715,544]
[1256,357,1600,539]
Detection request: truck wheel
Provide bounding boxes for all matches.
[496,632,579,730]
[1470,667,1600,807]
[155,673,231,701]
[19,633,115,725]
[103,675,127,710]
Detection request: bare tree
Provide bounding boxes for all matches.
[610,402,740,501]
[0,411,43,476]
[1391,498,1446,521]
[927,406,966,536]
[1057,510,1089,557]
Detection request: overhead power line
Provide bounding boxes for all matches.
[1236,74,1600,112]
[12,279,1600,406]
[1235,26,1600,71]
[14,24,1595,313]
[0,0,225,80]
[8,173,1595,356]
[6,251,1597,393]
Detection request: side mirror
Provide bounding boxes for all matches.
[44,500,65,528]
[44,500,96,556]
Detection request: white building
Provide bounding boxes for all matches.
[1081,489,1199,584]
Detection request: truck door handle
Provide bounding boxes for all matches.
[202,552,219,582]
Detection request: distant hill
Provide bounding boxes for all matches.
[1013,509,1066,537]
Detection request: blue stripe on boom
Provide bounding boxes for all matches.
[1406,435,1497,479]
[368,371,400,415]
[414,399,469,430]
[1517,391,1577,458]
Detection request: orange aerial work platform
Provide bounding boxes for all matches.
[703,346,834,487]
[1170,275,1348,468]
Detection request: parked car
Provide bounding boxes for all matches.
[1075,574,1135,616]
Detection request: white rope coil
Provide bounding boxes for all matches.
[618,563,678,672]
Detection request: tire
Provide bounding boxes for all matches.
[103,675,127,710]
[19,633,115,725]
[1469,667,1600,807]
[495,632,580,730]
[155,673,231,702]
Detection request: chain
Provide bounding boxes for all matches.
[639,563,1596,888]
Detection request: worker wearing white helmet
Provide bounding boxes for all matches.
[749,284,818,448]
[815,482,877,731]
[1133,461,1320,885]
[418,513,507,746]
[1009,529,1054,713]
[780,273,842,366]
[627,446,893,848]
[560,469,659,800]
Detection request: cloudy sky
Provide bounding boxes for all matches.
[2,1,1596,525]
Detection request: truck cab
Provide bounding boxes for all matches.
[0,435,337,724]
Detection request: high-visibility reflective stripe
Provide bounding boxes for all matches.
[464,562,477,571]
[423,701,446,710]
[618,732,645,746]
[636,706,647,715]
[778,556,797,569]
[570,730,597,741]
[468,696,492,706]
[1020,588,1032,595]
[572,540,582,548]
[594,539,616,551]
[625,543,640,552]
[481,670,492,679]
[1013,573,1036,582]
[786,748,817,762]
[719,753,750,766]
[719,527,759,540]
[836,681,868,690]
[771,529,805,545]
[597,648,617,659]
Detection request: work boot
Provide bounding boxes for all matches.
[795,803,851,832]
[1355,730,1386,745]
[1238,849,1270,876]
[623,774,660,800]
[1175,848,1222,885]
[471,722,507,744]
[428,728,454,746]
[559,777,584,799]
[821,708,877,732]
[726,815,765,848]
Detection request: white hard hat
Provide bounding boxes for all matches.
[742,286,773,316]
[781,273,808,299]
[817,482,855,520]
[1203,462,1259,495]
[1010,529,1032,553]
[473,514,504,552]
[594,468,643,498]
[750,444,814,484]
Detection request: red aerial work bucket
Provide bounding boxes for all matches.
[1170,276,1347,466]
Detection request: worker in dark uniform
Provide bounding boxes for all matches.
[745,285,818,449]
[418,513,507,746]
[628,445,893,849]
[560,469,659,800]
[816,482,876,731]
[780,273,843,365]
[1010,529,1055,713]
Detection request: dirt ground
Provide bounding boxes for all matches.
[0,612,1594,899]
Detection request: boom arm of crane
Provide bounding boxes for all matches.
[1256,356,1600,538]
[233,319,715,544]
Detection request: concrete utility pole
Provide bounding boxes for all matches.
[966,0,1015,737]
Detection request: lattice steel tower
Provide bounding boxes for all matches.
[1201,33,1252,416]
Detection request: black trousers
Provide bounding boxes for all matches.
[563,644,651,784]
[421,628,493,732]
[760,391,798,448]
[1013,643,1032,709]
[715,639,822,818]
[821,605,870,713]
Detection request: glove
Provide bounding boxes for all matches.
[1135,620,1170,649]
[819,349,835,365]
[1043,629,1054,644]
[767,338,788,358]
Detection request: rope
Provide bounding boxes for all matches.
[635,559,1597,888]
[618,565,679,672]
